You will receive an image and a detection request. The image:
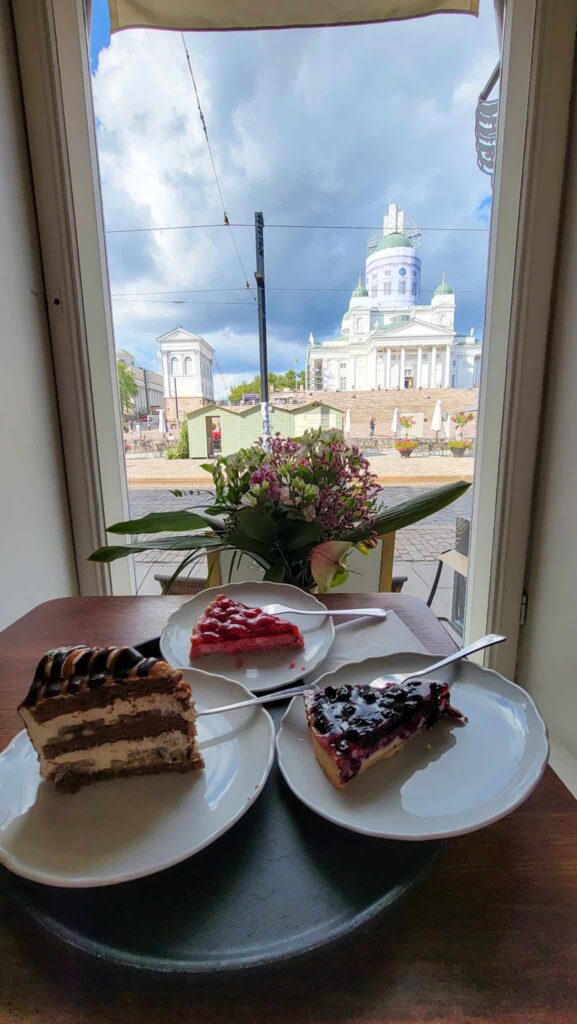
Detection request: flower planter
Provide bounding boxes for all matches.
[399,450,414,458]
[450,447,471,458]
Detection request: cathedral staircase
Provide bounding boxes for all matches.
[276,387,478,438]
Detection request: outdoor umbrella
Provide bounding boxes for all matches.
[444,413,452,439]
[158,408,166,435]
[344,408,351,437]
[431,399,443,440]
[391,408,399,437]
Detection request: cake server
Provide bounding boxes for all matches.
[196,633,506,716]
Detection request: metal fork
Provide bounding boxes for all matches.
[195,633,506,716]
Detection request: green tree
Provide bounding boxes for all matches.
[117,361,139,413]
[166,419,189,459]
[228,369,305,402]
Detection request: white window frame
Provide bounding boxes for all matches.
[465,0,577,676]
[11,0,577,672]
[13,0,134,595]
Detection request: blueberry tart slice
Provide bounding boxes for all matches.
[304,679,465,788]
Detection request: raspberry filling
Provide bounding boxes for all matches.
[305,679,465,785]
[190,594,305,659]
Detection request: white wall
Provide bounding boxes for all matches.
[517,88,577,781]
[0,0,77,628]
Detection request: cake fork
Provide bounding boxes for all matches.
[196,633,505,716]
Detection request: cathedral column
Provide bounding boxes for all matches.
[369,347,378,387]
[385,347,392,388]
[444,344,451,387]
[400,346,406,389]
[431,345,437,388]
[417,346,423,388]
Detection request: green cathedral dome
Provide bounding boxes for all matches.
[374,232,413,251]
[351,275,368,297]
[434,272,453,296]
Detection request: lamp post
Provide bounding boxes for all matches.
[170,376,180,425]
[254,212,271,443]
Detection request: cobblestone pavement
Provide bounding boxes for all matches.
[129,485,472,563]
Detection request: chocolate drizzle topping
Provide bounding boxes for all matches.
[22,645,171,707]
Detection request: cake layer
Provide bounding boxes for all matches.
[20,693,196,748]
[54,758,201,794]
[43,712,191,758]
[21,645,185,711]
[25,675,189,723]
[43,730,196,774]
[190,632,303,658]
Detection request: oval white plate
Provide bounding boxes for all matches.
[0,671,274,887]
[160,582,335,693]
[276,652,549,840]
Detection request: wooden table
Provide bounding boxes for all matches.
[0,595,576,1024]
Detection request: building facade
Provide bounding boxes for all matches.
[116,349,163,413]
[307,204,482,392]
[156,327,215,420]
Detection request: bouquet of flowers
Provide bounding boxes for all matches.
[91,429,469,593]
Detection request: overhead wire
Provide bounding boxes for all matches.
[106,221,490,235]
[111,287,487,298]
[180,32,257,306]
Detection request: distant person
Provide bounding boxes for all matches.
[369,416,375,438]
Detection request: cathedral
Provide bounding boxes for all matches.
[306,204,482,392]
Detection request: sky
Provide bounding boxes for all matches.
[90,0,498,398]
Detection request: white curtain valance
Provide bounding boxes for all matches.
[108,0,478,33]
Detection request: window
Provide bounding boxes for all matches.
[399,267,407,277]
[412,269,417,277]
[339,376,347,390]
[384,269,391,276]
[383,282,392,295]
[170,356,179,375]
[399,281,406,294]
[411,283,417,296]
[371,286,377,298]
[184,356,193,375]
[314,361,323,390]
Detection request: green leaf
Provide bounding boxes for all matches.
[106,511,214,535]
[341,480,471,542]
[263,562,286,583]
[238,507,280,544]
[285,520,323,551]
[226,530,272,558]
[89,536,224,562]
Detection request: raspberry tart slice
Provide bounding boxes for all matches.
[190,594,305,660]
[304,679,465,788]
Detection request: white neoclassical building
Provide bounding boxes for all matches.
[156,327,215,420]
[306,204,482,392]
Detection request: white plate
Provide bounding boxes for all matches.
[276,652,549,840]
[160,582,335,693]
[0,671,274,887]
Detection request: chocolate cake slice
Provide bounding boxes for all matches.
[18,646,204,792]
[304,679,465,788]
